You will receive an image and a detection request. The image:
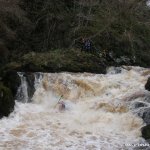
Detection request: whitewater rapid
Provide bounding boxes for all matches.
[0,66,150,150]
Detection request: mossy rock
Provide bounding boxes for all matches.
[2,70,21,97]
[20,49,107,73]
[0,83,15,118]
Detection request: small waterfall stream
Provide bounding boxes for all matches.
[16,72,29,103]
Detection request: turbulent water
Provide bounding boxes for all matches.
[0,66,150,150]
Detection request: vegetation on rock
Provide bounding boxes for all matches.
[0,83,14,118]
[0,0,149,70]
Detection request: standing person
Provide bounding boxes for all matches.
[85,39,92,52]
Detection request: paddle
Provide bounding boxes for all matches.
[54,95,63,108]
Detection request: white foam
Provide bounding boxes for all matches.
[0,66,150,150]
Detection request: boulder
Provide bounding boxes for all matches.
[138,108,150,125]
[142,125,150,140]
[107,67,122,74]
[145,77,150,91]
[24,72,35,101]
[0,83,15,118]
[129,94,150,125]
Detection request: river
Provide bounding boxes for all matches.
[0,66,150,150]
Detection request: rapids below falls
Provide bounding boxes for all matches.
[0,66,150,150]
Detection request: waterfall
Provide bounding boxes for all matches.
[16,72,29,103]
[16,72,42,103]
[34,72,43,90]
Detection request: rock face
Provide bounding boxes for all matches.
[2,70,21,97]
[0,70,20,118]
[145,77,150,91]
[0,71,36,118]
[0,83,14,118]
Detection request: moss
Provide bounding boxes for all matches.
[19,49,106,73]
[0,83,15,118]
[2,44,149,74]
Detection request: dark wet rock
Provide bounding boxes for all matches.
[19,50,107,74]
[2,70,21,97]
[142,125,150,140]
[134,102,148,109]
[138,108,150,125]
[115,56,131,65]
[144,96,150,103]
[0,83,15,118]
[145,77,150,91]
[115,67,122,74]
[24,72,35,101]
[142,109,150,125]
[128,93,150,126]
